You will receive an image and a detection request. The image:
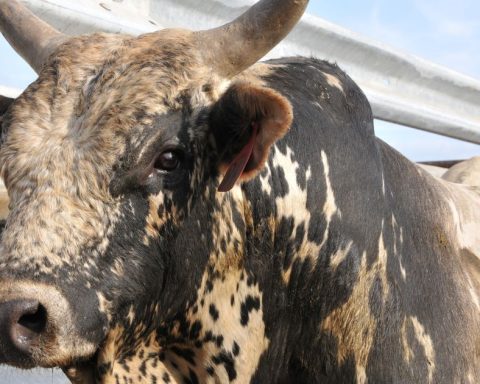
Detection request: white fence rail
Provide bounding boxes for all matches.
[2,0,479,144]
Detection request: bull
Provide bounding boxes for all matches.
[0,0,479,383]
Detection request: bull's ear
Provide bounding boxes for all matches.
[0,96,13,221]
[210,82,293,192]
[0,96,14,128]
[0,95,14,117]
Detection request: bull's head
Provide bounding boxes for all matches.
[0,0,307,381]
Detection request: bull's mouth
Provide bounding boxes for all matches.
[62,354,98,384]
[61,325,114,384]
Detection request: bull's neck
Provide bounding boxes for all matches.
[98,186,268,382]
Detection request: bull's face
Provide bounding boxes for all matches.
[1,31,208,369]
[0,0,303,380]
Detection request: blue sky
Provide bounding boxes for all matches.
[1,0,479,161]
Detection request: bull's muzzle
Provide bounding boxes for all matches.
[0,281,99,369]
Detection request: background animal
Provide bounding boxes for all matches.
[442,156,480,189]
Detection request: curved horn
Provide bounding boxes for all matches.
[196,0,309,77]
[0,0,67,73]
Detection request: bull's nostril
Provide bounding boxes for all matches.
[15,303,47,348]
[0,299,49,364]
[10,300,47,353]
[18,303,47,334]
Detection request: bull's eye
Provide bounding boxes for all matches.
[154,151,180,172]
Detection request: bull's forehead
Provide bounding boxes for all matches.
[0,29,215,193]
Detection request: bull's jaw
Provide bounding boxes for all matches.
[91,268,270,383]
[94,325,178,384]
[63,360,97,384]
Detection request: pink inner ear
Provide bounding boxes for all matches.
[218,123,258,192]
